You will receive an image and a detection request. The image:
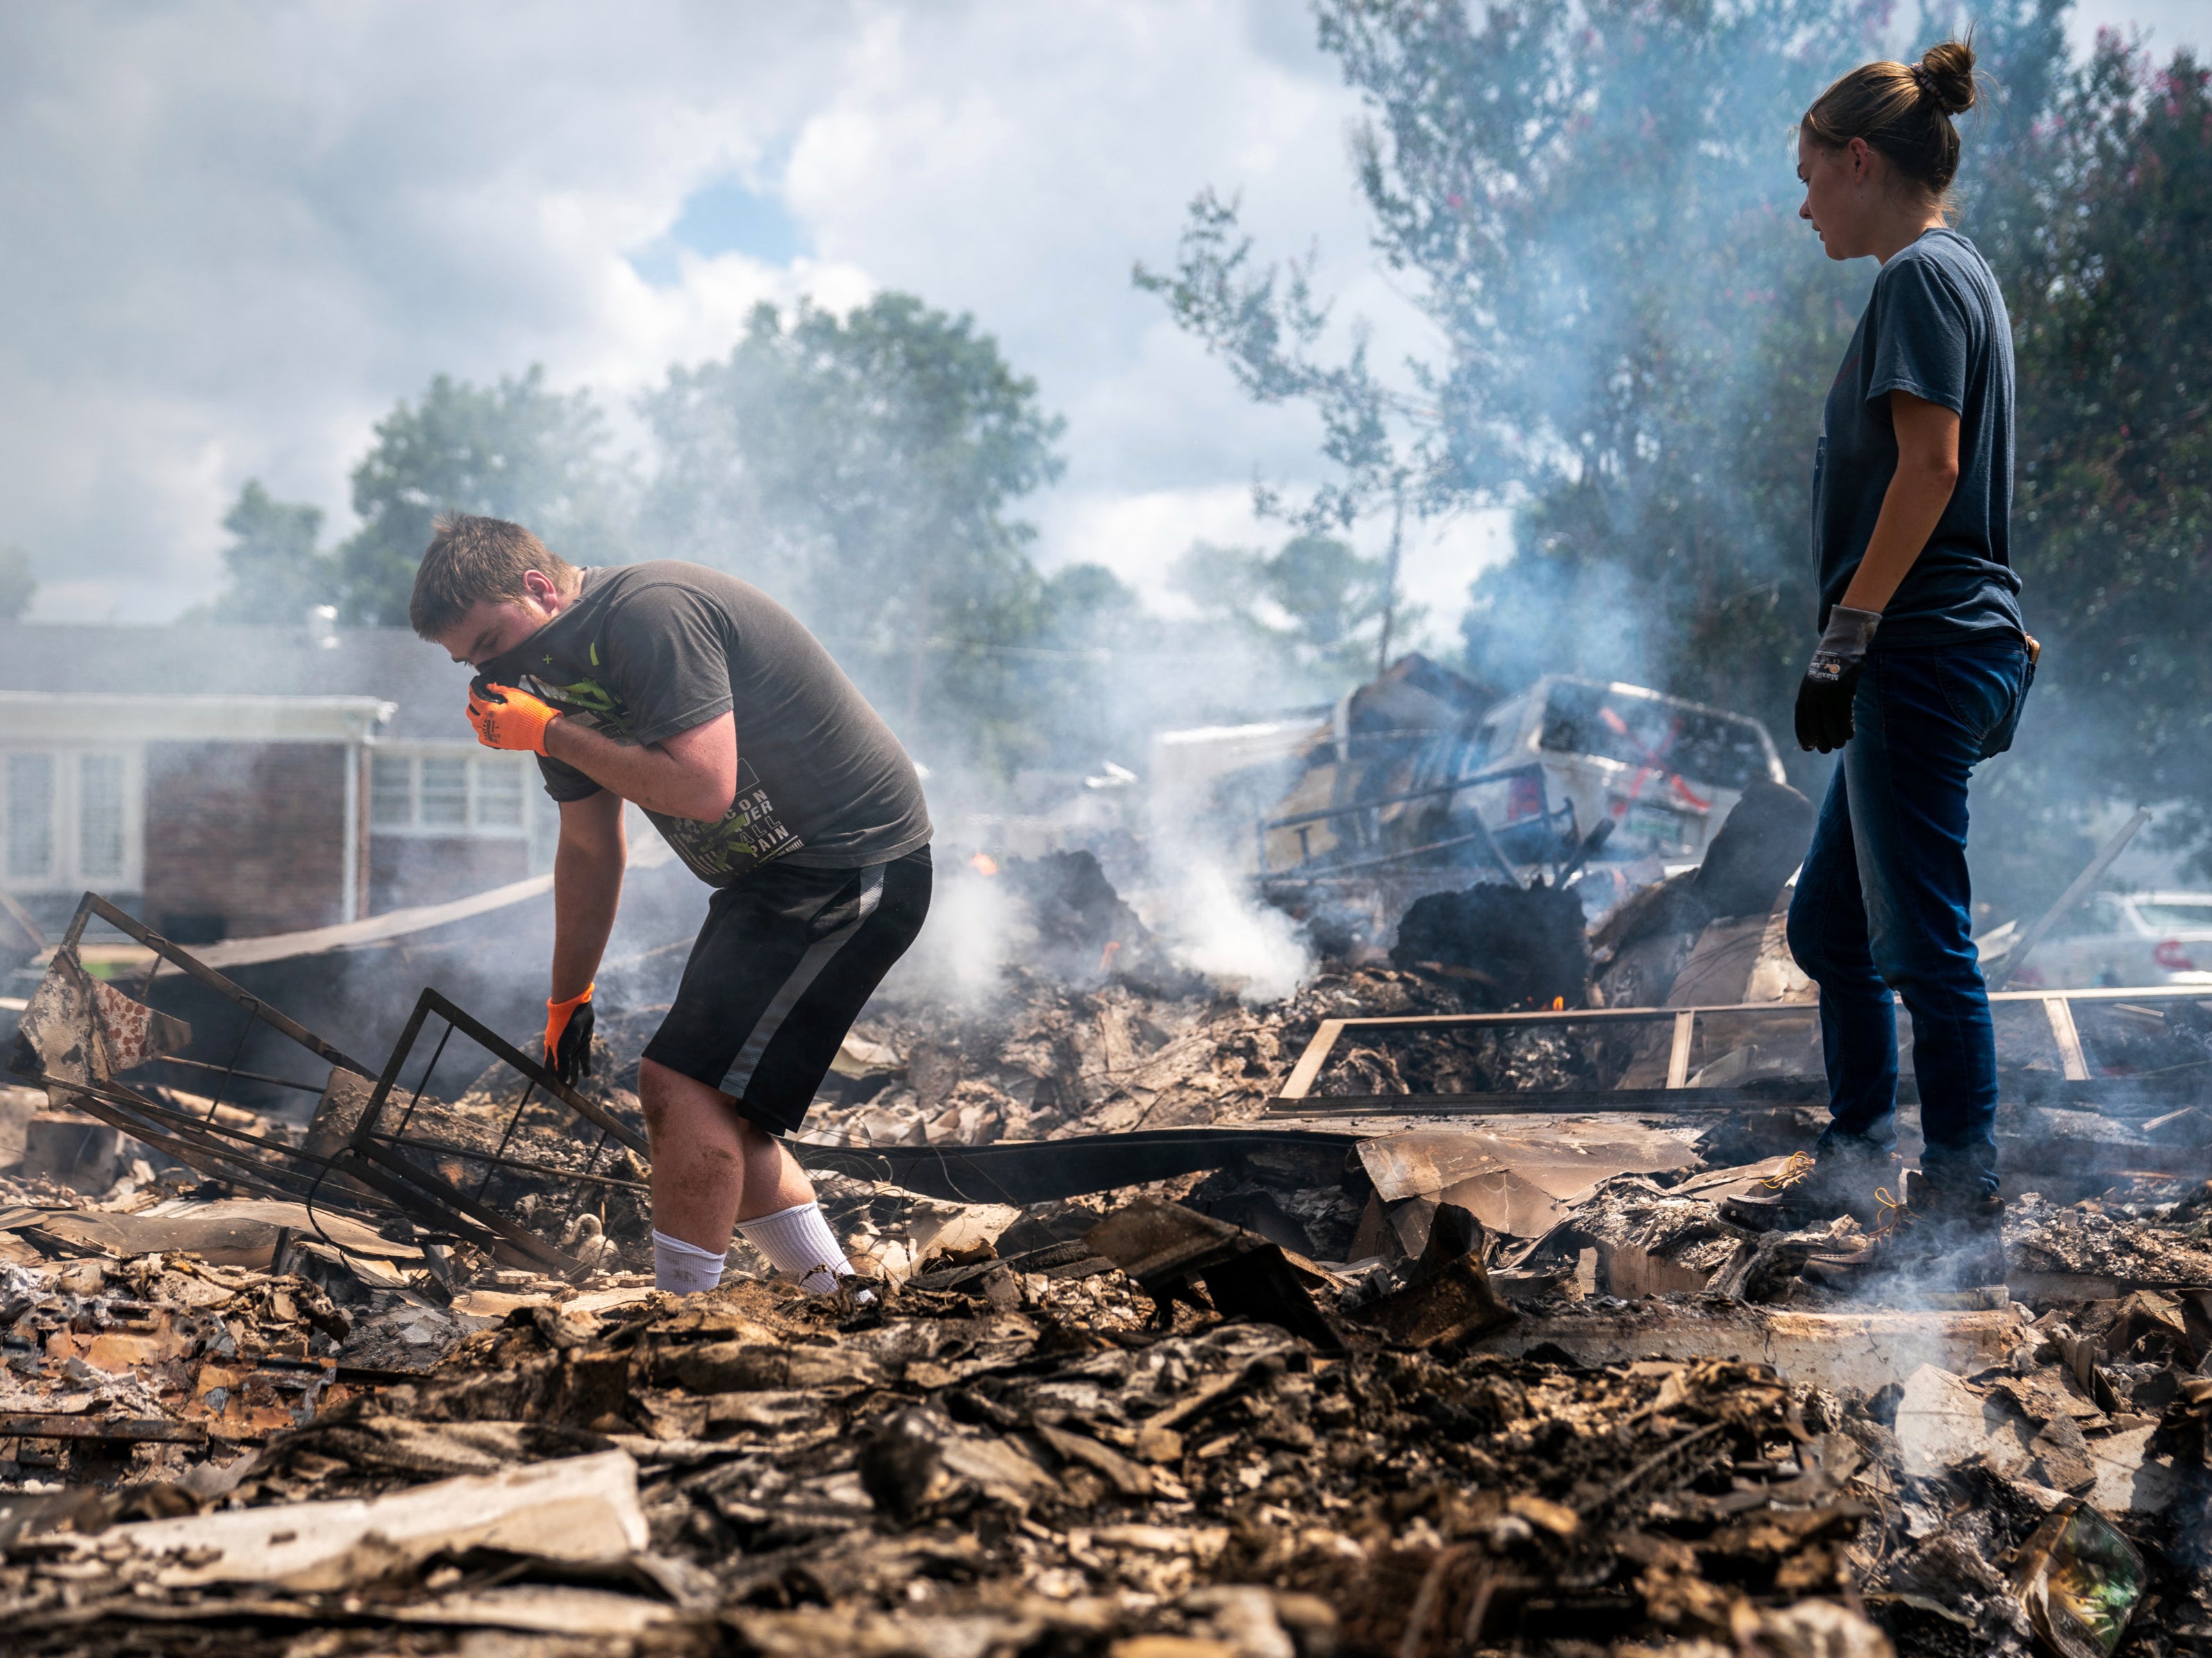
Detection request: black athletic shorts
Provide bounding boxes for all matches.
[641,847,931,1134]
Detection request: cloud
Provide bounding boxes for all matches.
[19,1,2174,625]
[0,0,1409,625]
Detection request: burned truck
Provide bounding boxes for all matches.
[1231,655,1786,937]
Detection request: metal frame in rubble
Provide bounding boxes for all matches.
[347,987,651,1275]
[6,893,388,1209]
[1256,759,1569,890]
[9,895,645,1276]
[1267,984,2212,1117]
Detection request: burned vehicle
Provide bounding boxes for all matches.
[1463,674,1786,866]
[1980,888,2212,990]
[1249,659,1786,931]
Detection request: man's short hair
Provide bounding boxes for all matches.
[408,513,579,639]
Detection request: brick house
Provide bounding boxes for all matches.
[0,620,558,942]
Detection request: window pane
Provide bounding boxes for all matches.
[475,756,525,828]
[6,754,54,879]
[370,756,414,827]
[78,755,126,879]
[419,758,469,827]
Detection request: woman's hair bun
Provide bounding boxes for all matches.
[1918,40,1977,116]
[1803,31,1980,199]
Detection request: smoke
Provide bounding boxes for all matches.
[876,856,1021,1011]
[1147,858,1312,1004]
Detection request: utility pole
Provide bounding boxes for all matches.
[1375,477,1405,679]
[906,572,931,727]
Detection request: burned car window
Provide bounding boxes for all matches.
[1537,681,1772,792]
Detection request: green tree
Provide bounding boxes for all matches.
[337,366,630,625]
[1142,0,2068,765]
[201,481,338,624]
[1990,42,2212,874]
[641,295,1065,770]
[0,545,35,620]
[1174,531,1403,694]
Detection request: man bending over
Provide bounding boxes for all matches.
[408,515,932,1295]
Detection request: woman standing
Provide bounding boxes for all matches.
[1743,40,2034,1285]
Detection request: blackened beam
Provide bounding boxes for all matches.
[1266,1088,1816,1117]
[1263,1079,2209,1117]
[789,1127,1360,1208]
[0,1415,208,1445]
[1270,985,2212,1112]
[1258,824,1520,884]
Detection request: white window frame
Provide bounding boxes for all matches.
[0,744,146,895]
[367,744,551,847]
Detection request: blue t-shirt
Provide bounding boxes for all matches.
[1813,228,2023,647]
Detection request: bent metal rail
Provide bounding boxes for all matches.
[1267,985,2211,1116]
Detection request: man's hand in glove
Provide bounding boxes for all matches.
[467,680,563,755]
[1795,606,1882,754]
[545,984,594,1084]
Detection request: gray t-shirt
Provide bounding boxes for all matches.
[1813,227,2024,647]
[479,561,931,886]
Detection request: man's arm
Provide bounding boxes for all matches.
[1837,390,1962,613]
[551,790,626,1003]
[543,712,738,822]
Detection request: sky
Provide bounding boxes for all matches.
[0,0,2199,631]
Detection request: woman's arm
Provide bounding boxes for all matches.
[1838,389,1961,613]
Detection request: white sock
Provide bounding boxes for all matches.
[737,1201,852,1295]
[652,1229,728,1295]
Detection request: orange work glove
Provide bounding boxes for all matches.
[545,983,594,1084]
[466,681,563,754]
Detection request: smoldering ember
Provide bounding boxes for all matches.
[0,655,2203,1658]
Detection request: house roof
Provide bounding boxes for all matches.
[0,622,476,742]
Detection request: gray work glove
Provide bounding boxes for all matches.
[1795,605,1881,754]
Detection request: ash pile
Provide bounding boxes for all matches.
[0,1187,2206,1657]
[0,804,2209,1650]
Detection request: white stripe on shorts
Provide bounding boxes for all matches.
[720,864,886,1098]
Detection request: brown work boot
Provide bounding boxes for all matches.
[1724,1141,1898,1232]
[1844,1170,2006,1291]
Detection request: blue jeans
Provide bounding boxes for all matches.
[1785,640,2034,1198]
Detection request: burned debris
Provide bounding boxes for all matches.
[0,805,2209,1655]
[1,1185,2205,1655]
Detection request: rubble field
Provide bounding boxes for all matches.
[0,839,2209,1656]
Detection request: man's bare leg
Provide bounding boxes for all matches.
[639,1057,847,1292]
[639,1058,815,1248]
